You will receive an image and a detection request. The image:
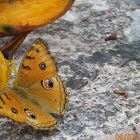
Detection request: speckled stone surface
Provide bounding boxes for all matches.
[0,0,140,139]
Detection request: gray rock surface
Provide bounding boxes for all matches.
[0,0,140,139]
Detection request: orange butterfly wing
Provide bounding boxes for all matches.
[16,38,68,115]
[17,38,58,87]
[27,74,68,115]
[0,91,58,130]
[21,98,58,130]
[0,91,26,122]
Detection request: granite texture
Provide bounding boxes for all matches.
[0,0,140,139]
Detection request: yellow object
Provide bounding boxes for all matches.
[0,0,75,34]
[0,51,12,90]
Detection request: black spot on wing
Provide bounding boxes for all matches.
[20,72,27,78]
[11,108,18,114]
[20,74,26,78]
[22,64,31,70]
[21,72,27,77]
[24,109,37,119]
[4,93,11,100]
[41,80,44,89]
[0,96,5,104]
[25,55,35,60]
[35,47,40,53]
[39,62,46,70]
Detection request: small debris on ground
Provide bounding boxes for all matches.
[105,33,117,41]
[114,90,128,99]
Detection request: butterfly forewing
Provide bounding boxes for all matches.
[0,91,26,122]
[17,38,58,87]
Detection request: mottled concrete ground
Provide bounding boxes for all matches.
[0,0,140,139]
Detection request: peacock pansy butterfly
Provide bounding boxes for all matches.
[0,38,68,130]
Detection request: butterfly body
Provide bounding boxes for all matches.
[13,85,28,100]
[0,38,68,129]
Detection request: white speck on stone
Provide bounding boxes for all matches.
[61,11,78,23]
[71,26,84,34]
[124,9,140,42]
[91,1,110,11]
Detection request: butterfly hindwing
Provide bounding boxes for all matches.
[21,99,58,130]
[27,74,68,116]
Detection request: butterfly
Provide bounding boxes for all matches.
[0,38,68,130]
